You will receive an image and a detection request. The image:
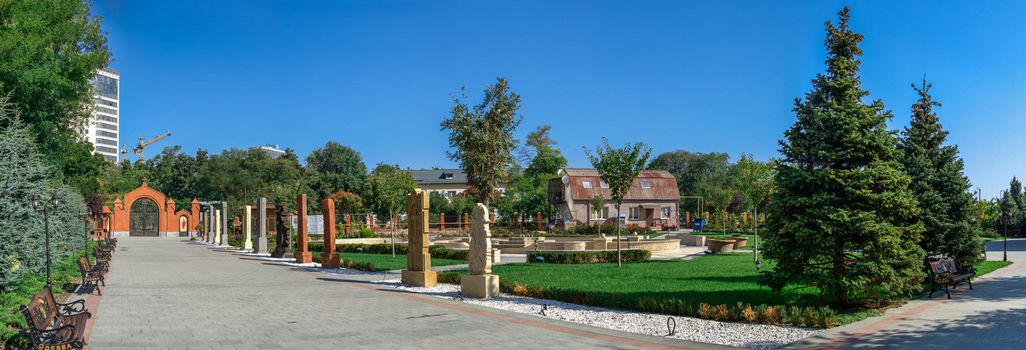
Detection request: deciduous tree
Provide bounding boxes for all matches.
[584,138,651,266]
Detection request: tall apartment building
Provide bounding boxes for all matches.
[87,68,120,162]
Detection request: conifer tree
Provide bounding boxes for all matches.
[898,79,983,267]
[761,7,925,308]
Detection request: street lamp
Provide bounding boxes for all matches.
[31,193,61,288]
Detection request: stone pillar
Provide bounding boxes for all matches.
[243,205,254,250]
[255,198,269,254]
[401,189,436,287]
[295,194,313,264]
[221,202,229,247]
[536,212,542,231]
[439,213,445,232]
[461,203,499,298]
[490,211,495,225]
[344,214,351,236]
[685,211,691,229]
[321,198,340,268]
[463,213,469,232]
[213,208,221,244]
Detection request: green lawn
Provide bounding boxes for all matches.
[339,252,465,271]
[444,254,1015,325]
[975,260,1012,276]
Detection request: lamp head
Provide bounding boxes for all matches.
[31,194,41,209]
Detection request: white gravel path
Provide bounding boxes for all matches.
[373,280,819,349]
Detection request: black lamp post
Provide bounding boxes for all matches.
[82,212,91,262]
[31,193,61,288]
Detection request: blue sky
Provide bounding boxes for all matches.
[93,0,1026,198]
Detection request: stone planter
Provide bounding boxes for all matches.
[728,236,748,248]
[707,239,736,254]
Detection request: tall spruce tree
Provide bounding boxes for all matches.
[761,7,925,308]
[898,79,983,268]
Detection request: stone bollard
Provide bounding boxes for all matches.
[461,203,500,298]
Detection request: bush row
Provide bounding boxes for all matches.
[432,271,838,328]
[307,242,468,261]
[526,250,650,264]
[309,254,378,272]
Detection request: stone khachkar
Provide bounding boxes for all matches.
[254,198,269,254]
[206,207,214,243]
[320,198,341,268]
[401,189,436,287]
[272,204,293,258]
[295,194,313,264]
[220,202,229,246]
[461,203,500,298]
[242,205,254,250]
[214,209,222,245]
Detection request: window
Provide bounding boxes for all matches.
[96,115,118,123]
[592,206,609,219]
[641,181,652,189]
[94,145,118,154]
[95,138,117,146]
[96,107,117,115]
[96,122,117,131]
[600,181,609,188]
[582,180,593,188]
[96,130,117,138]
[629,206,640,220]
[446,190,457,198]
[95,98,117,107]
[661,207,671,219]
[91,74,118,99]
[442,172,455,180]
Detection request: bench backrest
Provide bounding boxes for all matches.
[78,257,91,272]
[929,258,959,275]
[22,289,57,331]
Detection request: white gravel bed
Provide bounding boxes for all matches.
[372,280,819,349]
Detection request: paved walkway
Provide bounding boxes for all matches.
[790,239,1026,349]
[88,238,723,349]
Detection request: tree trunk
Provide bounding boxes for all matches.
[390,209,396,257]
[616,204,622,267]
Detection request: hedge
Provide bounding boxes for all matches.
[306,242,468,261]
[526,249,651,264]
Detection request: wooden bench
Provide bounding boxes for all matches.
[77,257,106,296]
[928,257,974,299]
[20,287,91,350]
[93,247,111,269]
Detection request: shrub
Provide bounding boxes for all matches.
[341,259,376,272]
[438,271,461,284]
[742,304,758,322]
[359,227,374,238]
[526,250,650,264]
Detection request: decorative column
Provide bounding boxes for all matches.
[463,213,469,232]
[461,203,499,298]
[243,205,254,250]
[401,189,436,287]
[214,209,222,245]
[255,198,269,254]
[344,214,351,236]
[295,194,313,264]
[221,202,229,247]
[439,213,445,232]
[321,198,340,268]
[536,212,542,231]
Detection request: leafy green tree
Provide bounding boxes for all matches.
[648,150,732,212]
[1007,177,1025,236]
[0,0,112,194]
[306,141,368,199]
[441,77,523,206]
[897,79,983,267]
[585,138,651,266]
[368,163,417,255]
[330,191,363,214]
[589,195,606,235]
[999,190,1017,239]
[761,8,925,308]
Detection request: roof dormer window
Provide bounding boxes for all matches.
[582,180,593,188]
[442,172,454,180]
[641,181,652,189]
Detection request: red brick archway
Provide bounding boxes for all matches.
[110,180,200,237]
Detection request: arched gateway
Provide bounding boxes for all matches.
[110,180,200,238]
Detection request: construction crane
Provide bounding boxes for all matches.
[123,131,172,162]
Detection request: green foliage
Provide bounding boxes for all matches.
[584,137,651,265]
[648,150,732,211]
[526,250,650,264]
[0,99,87,290]
[762,8,926,308]
[330,191,363,214]
[307,243,470,261]
[368,163,417,220]
[0,0,111,195]
[441,77,523,205]
[998,178,1025,237]
[306,141,369,199]
[897,79,983,268]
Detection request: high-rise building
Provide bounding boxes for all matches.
[87,68,120,162]
[259,145,286,158]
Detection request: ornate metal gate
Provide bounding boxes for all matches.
[130,198,160,237]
